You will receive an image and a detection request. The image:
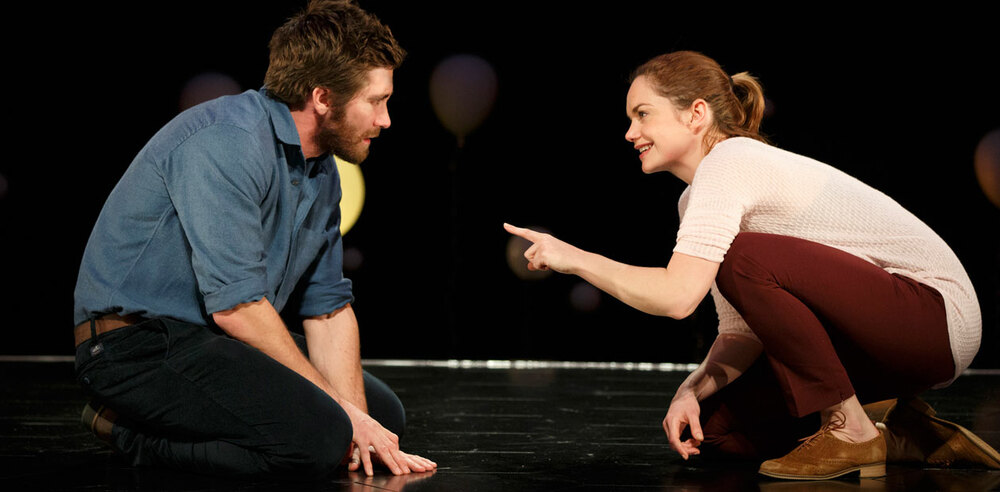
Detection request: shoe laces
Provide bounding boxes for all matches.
[796,411,847,450]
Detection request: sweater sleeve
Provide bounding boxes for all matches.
[673,142,755,263]
[674,139,762,338]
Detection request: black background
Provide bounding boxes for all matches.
[3,2,997,366]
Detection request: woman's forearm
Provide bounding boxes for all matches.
[505,223,720,319]
[676,333,764,402]
[572,251,718,319]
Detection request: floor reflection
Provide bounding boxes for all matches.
[2,361,998,491]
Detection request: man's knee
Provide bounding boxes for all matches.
[266,406,353,479]
[364,372,406,436]
[297,424,353,478]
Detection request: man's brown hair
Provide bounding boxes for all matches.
[264,0,405,109]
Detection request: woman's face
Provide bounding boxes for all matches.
[625,76,701,176]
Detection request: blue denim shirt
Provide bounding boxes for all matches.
[73,89,353,326]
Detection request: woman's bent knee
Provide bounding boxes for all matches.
[716,233,772,299]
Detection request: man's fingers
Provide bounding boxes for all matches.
[360,445,374,476]
[348,445,361,471]
[390,447,410,474]
[402,452,437,473]
[415,454,437,469]
[373,444,406,475]
[358,447,437,475]
[404,454,428,472]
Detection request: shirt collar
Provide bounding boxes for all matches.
[259,88,301,147]
[259,88,334,176]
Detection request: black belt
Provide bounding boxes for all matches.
[74,313,145,348]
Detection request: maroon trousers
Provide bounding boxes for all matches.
[695,233,954,460]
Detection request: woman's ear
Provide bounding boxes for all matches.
[689,98,711,131]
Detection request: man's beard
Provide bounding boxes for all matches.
[314,110,375,164]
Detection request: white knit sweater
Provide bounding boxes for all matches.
[674,137,981,383]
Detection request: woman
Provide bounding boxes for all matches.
[504,51,995,480]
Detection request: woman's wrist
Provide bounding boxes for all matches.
[672,383,699,403]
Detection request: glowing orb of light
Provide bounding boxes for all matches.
[335,155,365,235]
[974,128,1000,209]
[763,96,776,118]
[505,226,552,280]
[429,54,498,145]
[179,72,242,111]
[343,246,363,271]
[569,282,601,312]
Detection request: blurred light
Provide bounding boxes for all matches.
[763,96,776,119]
[429,54,498,146]
[343,246,363,271]
[335,156,365,234]
[179,72,242,111]
[505,226,552,280]
[0,172,7,199]
[974,128,1000,209]
[569,282,601,312]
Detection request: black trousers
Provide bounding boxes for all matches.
[75,317,405,478]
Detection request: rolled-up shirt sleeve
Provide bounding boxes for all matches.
[161,124,271,314]
[296,205,355,317]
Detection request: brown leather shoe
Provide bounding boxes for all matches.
[759,414,886,480]
[874,397,1000,469]
[80,401,117,446]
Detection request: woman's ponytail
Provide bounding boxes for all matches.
[632,52,769,151]
[730,72,766,136]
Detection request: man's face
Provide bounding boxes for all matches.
[316,67,394,163]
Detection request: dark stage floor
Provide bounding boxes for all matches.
[2,359,999,491]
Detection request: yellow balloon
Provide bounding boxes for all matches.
[334,155,365,234]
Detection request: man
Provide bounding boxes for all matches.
[73,0,435,478]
